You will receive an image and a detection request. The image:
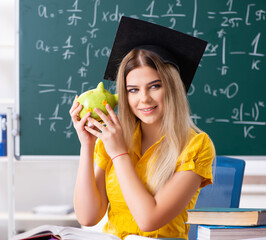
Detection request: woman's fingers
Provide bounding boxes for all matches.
[105,104,119,125]
[87,116,105,132]
[69,96,79,114]
[94,108,108,121]
[85,125,101,138]
[69,101,79,115]
[80,111,91,126]
[70,103,83,122]
[94,105,119,126]
[94,107,115,127]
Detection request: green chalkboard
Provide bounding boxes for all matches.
[18,0,266,157]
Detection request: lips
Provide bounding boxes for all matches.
[139,106,157,112]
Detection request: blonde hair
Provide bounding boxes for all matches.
[116,49,201,194]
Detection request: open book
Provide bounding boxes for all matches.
[13,225,183,240]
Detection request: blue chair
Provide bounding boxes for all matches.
[188,156,246,240]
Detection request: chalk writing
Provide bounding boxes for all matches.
[204,82,239,99]
[19,0,266,155]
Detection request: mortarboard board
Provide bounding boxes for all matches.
[104,16,207,92]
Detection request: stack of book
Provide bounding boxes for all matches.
[187,208,266,240]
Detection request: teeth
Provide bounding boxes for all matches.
[142,107,155,112]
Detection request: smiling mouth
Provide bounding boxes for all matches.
[140,106,157,112]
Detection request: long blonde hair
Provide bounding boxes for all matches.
[116,49,201,194]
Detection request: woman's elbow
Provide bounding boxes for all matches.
[136,217,161,232]
[75,208,104,227]
[76,215,101,227]
[139,224,157,233]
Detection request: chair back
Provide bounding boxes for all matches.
[188,156,246,239]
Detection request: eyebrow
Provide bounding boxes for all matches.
[126,79,162,88]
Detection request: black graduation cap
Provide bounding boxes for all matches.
[104,16,207,92]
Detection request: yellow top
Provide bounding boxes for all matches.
[94,123,215,239]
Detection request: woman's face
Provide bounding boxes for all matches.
[126,66,165,128]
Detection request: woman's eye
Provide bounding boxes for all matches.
[128,88,138,93]
[151,84,161,89]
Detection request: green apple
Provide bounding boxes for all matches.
[75,82,118,121]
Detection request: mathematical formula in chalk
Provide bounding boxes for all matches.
[19,0,266,155]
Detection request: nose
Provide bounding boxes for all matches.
[140,89,151,103]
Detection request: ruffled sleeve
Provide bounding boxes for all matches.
[176,131,215,188]
[94,138,111,171]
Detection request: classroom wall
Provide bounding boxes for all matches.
[0,1,265,240]
[0,159,79,238]
[0,0,15,101]
[0,1,77,238]
[0,2,14,238]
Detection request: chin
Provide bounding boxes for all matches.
[140,118,162,126]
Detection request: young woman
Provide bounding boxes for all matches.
[69,17,215,240]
